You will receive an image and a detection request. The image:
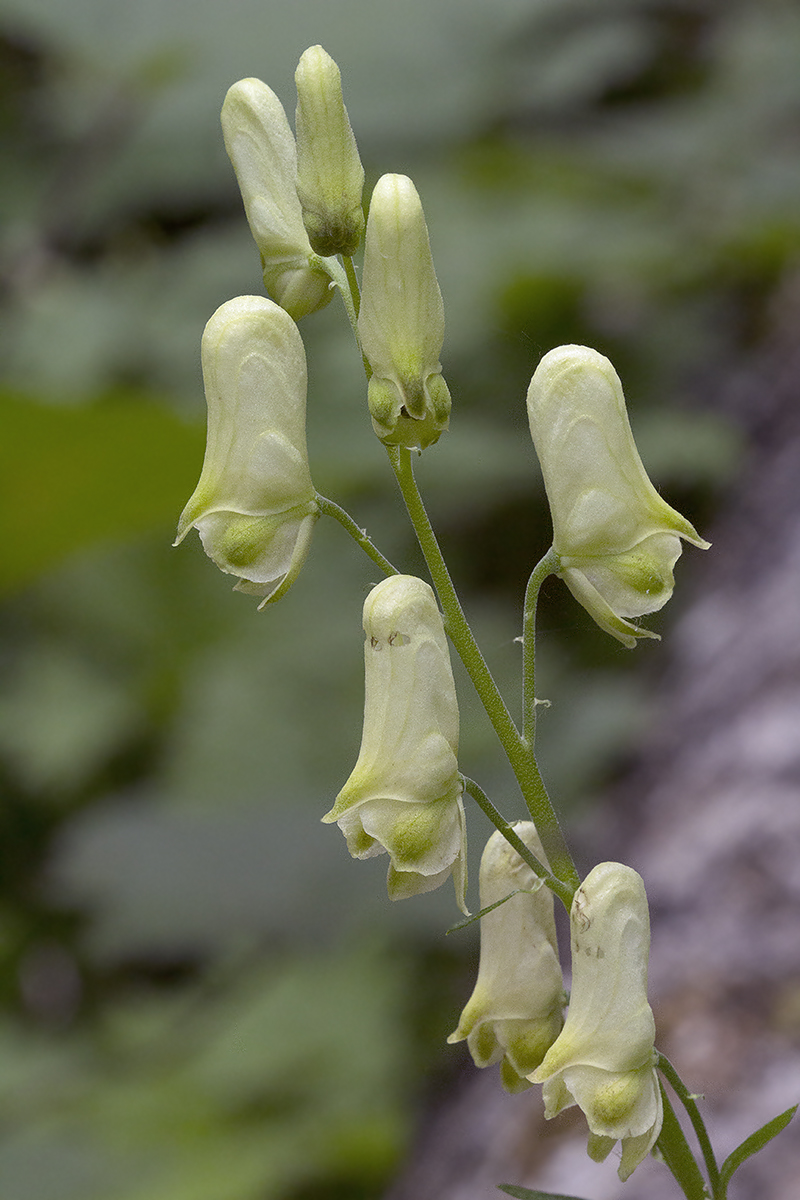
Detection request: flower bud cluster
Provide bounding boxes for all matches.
[222,46,365,319]
[178,47,453,604]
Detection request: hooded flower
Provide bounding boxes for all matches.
[294,45,365,256]
[526,345,709,648]
[531,862,662,1181]
[221,77,332,319]
[322,575,466,912]
[174,295,318,606]
[448,823,564,1092]
[358,174,451,450]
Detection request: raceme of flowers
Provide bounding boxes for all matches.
[172,44,718,1187]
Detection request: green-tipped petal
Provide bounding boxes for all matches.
[294,45,365,256]
[221,78,332,319]
[175,295,318,604]
[527,345,709,646]
[359,175,450,449]
[448,823,565,1086]
[322,576,466,912]
[531,862,662,1180]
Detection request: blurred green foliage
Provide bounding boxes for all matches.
[0,391,204,592]
[1,1,798,1196]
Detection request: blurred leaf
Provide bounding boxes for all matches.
[1,0,561,187]
[0,642,143,795]
[0,234,257,406]
[498,1187,589,1200]
[633,409,743,487]
[0,943,410,1200]
[0,391,203,592]
[719,1104,797,1190]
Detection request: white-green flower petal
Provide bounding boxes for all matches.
[221,78,332,319]
[322,575,466,911]
[294,45,365,256]
[531,862,662,1180]
[359,174,451,449]
[175,295,318,605]
[527,345,709,646]
[448,823,564,1089]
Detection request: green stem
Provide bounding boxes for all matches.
[522,548,559,750]
[461,776,573,908]
[341,255,361,319]
[313,253,367,370]
[316,494,398,577]
[659,1054,721,1197]
[340,254,372,378]
[657,1082,711,1199]
[388,445,579,891]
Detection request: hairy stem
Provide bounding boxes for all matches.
[522,547,559,750]
[657,1082,711,1200]
[341,254,361,318]
[313,253,359,340]
[340,253,372,377]
[659,1054,720,1197]
[316,494,398,577]
[389,445,579,890]
[461,776,574,908]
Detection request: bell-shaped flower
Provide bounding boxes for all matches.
[526,345,709,648]
[221,78,332,320]
[322,575,466,911]
[175,295,318,606]
[358,174,451,450]
[530,862,662,1181]
[448,823,565,1092]
[294,45,365,256]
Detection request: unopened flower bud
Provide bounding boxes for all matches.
[322,575,466,912]
[294,45,365,256]
[221,78,332,319]
[527,345,709,648]
[359,174,451,450]
[531,862,662,1181]
[448,823,564,1092]
[175,295,318,606]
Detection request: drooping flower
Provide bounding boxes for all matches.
[221,78,332,319]
[175,295,318,606]
[526,345,709,647]
[322,575,466,911]
[358,174,451,450]
[448,823,564,1092]
[294,45,365,256]
[530,861,662,1181]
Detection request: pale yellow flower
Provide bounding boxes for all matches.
[294,45,364,256]
[531,862,662,1181]
[527,345,709,647]
[322,576,466,911]
[221,78,332,319]
[448,823,564,1091]
[175,295,317,605]
[359,175,451,450]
